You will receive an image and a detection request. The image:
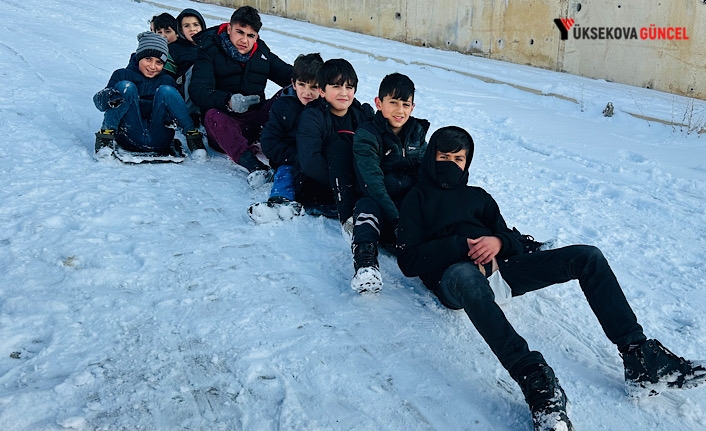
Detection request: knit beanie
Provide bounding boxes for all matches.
[135,31,169,63]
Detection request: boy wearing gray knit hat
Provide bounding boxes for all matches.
[135,31,169,63]
[92,32,206,160]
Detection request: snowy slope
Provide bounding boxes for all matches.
[1,0,705,429]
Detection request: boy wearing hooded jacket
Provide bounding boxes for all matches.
[189,6,293,185]
[169,8,207,132]
[348,73,429,293]
[396,126,705,431]
[248,53,328,222]
[93,32,203,157]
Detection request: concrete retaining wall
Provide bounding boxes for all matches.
[205,0,705,100]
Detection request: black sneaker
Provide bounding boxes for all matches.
[94,129,115,153]
[512,227,544,254]
[518,363,574,431]
[185,130,205,152]
[622,339,706,395]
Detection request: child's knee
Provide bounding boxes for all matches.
[155,85,181,102]
[114,81,137,96]
[440,262,492,305]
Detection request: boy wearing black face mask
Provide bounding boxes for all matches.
[396,126,705,431]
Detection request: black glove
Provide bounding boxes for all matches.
[108,90,124,108]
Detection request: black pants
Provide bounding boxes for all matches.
[435,245,646,382]
[327,139,361,224]
[352,197,396,249]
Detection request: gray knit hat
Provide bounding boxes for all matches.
[135,31,169,63]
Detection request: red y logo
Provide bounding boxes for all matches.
[560,18,575,31]
[553,18,574,40]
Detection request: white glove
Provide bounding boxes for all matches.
[229,93,260,113]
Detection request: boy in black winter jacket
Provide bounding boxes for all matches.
[93,32,203,157]
[189,6,293,183]
[349,73,429,293]
[296,58,374,221]
[396,126,705,431]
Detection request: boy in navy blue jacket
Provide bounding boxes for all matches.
[93,32,204,157]
[248,53,326,221]
[397,126,705,431]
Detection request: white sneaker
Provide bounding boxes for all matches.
[247,169,274,189]
[351,266,383,294]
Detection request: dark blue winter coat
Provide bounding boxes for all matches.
[296,98,375,187]
[260,85,303,169]
[93,54,177,121]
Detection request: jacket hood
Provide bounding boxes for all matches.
[126,52,140,71]
[419,126,474,189]
[176,9,207,41]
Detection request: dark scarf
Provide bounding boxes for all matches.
[219,32,253,63]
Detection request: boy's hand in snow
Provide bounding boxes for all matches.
[229,93,260,113]
[467,236,501,265]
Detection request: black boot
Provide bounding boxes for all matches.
[94,129,115,153]
[517,363,574,431]
[185,130,205,152]
[238,150,269,173]
[351,242,382,293]
[621,339,706,395]
[353,242,379,271]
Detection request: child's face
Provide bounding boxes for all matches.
[320,79,355,116]
[435,149,467,171]
[227,23,258,55]
[293,79,319,105]
[154,27,177,44]
[181,16,202,42]
[374,94,414,134]
[138,57,165,79]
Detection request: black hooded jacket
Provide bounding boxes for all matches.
[189,24,293,113]
[169,9,207,78]
[396,127,523,291]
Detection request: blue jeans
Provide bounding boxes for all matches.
[269,165,296,201]
[435,245,646,381]
[102,81,194,152]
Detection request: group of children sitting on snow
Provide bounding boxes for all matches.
[93,6,705,431]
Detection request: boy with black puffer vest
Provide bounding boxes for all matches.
[148,13,179,79]
[189,6,292,187]
[248,53,326,223]
[348,73,429,293]
[169,8,206,130]
[296,58,374,224]
[396,126,705,431]
[93,32,204,159]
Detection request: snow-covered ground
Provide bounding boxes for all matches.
[1,0,705,429]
